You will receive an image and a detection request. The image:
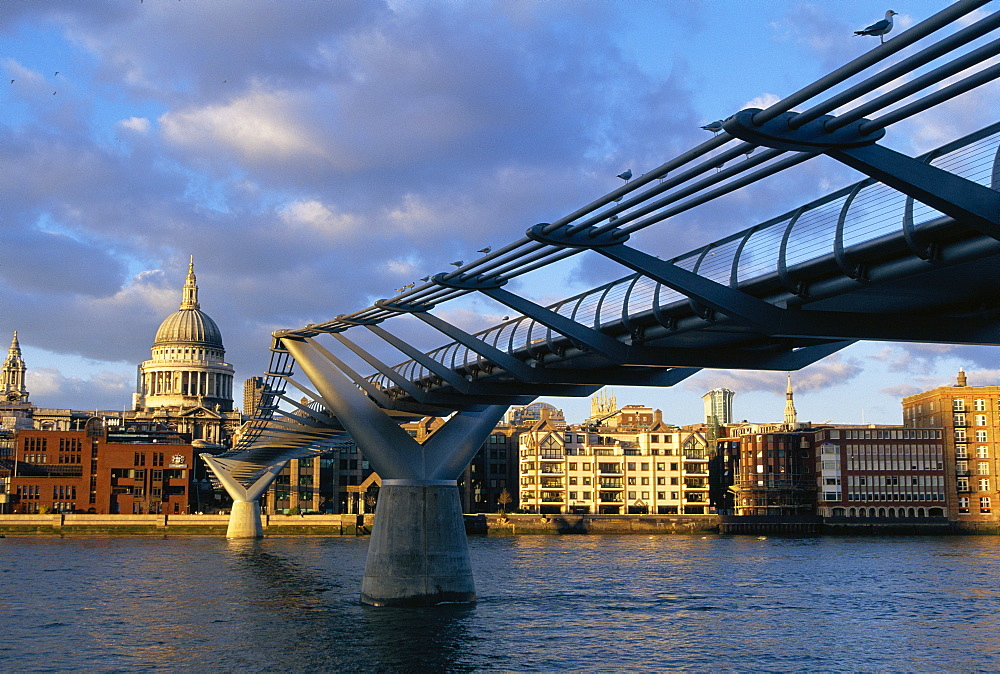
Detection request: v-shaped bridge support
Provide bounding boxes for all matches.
[202,456,287,539]
[282,336,509,606]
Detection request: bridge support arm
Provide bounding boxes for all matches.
[280,334,509,606]
[202,455,287,539]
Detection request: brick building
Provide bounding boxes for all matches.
[903,369,1000,527]
[4,423,195,514]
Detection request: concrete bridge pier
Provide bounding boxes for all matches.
[227,500,265,539]
[282,336,508,606]
[361,479,473,606]
[202,455,287,539]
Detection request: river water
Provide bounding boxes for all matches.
[1,534,998,671]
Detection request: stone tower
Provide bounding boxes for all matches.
[2,331,28,403]
[783,373,798,428]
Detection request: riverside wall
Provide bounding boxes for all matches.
[0,513,373,536]
[0,513,986,536]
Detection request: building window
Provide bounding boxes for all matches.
[976,415,988,426]
[979,478,991,492]
[953,399,965,411]
[959,496,970,513]
[975,399,986,411]
[977,446,989,459]
[979,462,991,476]
[977,430,988,443]
[981,497,991,513]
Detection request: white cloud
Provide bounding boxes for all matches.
[27,366,131,410]
[687,357,863,395]
[742,93,780,110]
[117,116,150,133]
[160,88,325,165]
[278,199,358,238]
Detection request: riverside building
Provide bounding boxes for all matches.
[903,369,1000,528]
[6,424,195,514]
[517,406,710,515]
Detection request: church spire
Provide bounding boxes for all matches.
[783,373,797,428]
[180,255,200,310]
[2,331,28,403]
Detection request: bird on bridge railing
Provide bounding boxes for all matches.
[617,169,632,182]
[477,246,492,254]
[450,260,464,267]
[420,276,430,282]
[700,120,723,134]
[855,10,897,44]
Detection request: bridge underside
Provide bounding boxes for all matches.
[361,217,1000,415]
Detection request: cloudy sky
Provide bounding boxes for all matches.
[2,0,997,427]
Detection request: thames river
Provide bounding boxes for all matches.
[2,534,999,671]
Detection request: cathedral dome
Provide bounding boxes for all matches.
[153,308,223,347]
[150,257,224,348]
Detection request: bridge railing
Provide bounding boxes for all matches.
[364,123,1000,390]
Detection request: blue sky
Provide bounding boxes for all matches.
[1,0,997,427]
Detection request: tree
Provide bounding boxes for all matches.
[497,488,512,515]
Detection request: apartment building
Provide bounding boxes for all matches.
[518,407,710,515]
[903,369,1000,527]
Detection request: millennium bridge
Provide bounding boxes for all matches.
[204,0,1000,605]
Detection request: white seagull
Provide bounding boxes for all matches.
[701,120,724,134]
[855,10,897,44]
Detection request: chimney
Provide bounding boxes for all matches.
[957,368,967,387]
[653,409,663,425]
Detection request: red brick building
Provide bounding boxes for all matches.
[5,423,194,514]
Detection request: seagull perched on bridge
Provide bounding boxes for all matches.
[617,169,632,182]
[855,10,897,44]
[477,246,491,254]
[420,276,430,282]
[701,120,724,134]
[450,260,464,267]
